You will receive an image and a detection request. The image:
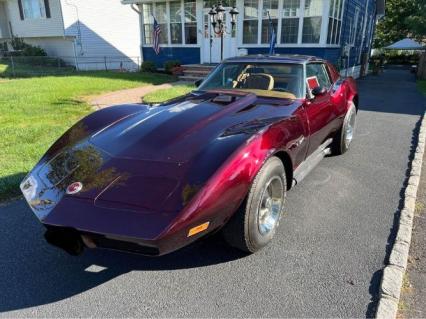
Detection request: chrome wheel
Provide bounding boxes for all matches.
[258,176,284,236]
[345,108,356,148]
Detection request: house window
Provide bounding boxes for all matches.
[22,0,46,19]
[142,3,153,45]
[327,0,343,44]
[241,0,333,46]
[261,0,279,44]
[203,0,236,7]
[170,1,182,44]
[243,0,259,44]
[142,0,199,46]
[302,0,322,43]
[184,0,197,44]
[349,6,360,45]
[154,2,168,44]
[281,0,300,43]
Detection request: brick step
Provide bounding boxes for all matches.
[178,75,204,82]
[182,71,210,78]
[182,69,211,75]
[182,64,216,72]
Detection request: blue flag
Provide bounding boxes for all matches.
[268,12,276,55]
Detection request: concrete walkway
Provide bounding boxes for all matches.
[86,81,189,110]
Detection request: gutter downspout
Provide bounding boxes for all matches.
[130,3,143,69]
[64,0,83,56]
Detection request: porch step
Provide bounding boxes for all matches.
[182,64,216,71]
[178,64,216,81]
[183,69,211,75]
[178,75,204,82]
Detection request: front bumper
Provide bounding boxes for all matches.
[44,225,161,256]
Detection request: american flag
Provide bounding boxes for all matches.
[153,17,161,55]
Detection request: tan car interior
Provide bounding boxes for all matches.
[232,65,297,99]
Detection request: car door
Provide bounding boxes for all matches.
[304,62,335,156]
[326,62,349,123]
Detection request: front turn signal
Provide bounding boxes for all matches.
[187,222,210,237]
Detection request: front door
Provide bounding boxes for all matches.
[202,8,237,63]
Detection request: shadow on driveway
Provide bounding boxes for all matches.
[0,198,246,312]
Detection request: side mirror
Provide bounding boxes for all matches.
[194,79,203,87]
[311,86,326,97]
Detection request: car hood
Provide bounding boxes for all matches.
[22,91,301,235]
[88,91,296,162]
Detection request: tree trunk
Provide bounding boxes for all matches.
[417,52,426,80]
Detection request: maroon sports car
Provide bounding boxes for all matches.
[20,55,358,256]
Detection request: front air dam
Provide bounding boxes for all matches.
[44,227,85,256]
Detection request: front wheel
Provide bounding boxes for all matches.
[222,156,286,253]
[332,101,357,155]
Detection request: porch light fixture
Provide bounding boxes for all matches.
[208,2,239,61]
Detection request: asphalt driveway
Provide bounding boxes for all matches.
[0,68,424,317]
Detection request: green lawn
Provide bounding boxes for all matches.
[143,84,195,103]
[418,80,426,95]
[0,58,76,77]
[0,69,175,201]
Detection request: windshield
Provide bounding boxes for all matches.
[198,62,304,99]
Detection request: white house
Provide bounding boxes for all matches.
[0,0,141,70]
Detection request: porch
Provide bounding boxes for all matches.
[124,0,351,66]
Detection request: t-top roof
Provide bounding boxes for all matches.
[224,54,324,64]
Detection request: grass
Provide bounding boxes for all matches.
[0,68,175,201]
[142,84,194,103]
[415,200,424,216]
[417,80,426,95]
[398,272,412,314]
[0,59,76,78]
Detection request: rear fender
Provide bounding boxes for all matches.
[344,77,358,111]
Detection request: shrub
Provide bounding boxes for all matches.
[141,60,157,72]
[10,37,47,56]
[164,60,181,74]
[10,37,26,51]
[22,45,47,57]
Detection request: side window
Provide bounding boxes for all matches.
[306,63,331,90]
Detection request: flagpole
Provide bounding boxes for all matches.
[267,11,276,55]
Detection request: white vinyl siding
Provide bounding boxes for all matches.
[61,0,140,68]
[24,37,72,55]
[0,2,10,39]
[5,0,64,38]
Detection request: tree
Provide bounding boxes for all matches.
[405,1,426,39]
[373,0,424,48]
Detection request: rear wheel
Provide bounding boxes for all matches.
[222,156,286,253]
[332,101,357,155]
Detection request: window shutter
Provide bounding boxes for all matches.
[44,0,51,18]
[17,0,24,20]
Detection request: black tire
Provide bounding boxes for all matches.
[332,101,357,155]
[222,156,286,253]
